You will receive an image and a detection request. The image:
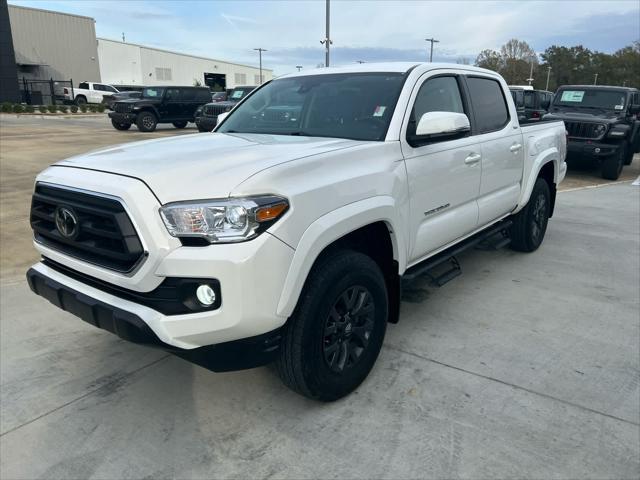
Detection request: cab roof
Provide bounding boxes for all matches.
[278,62,497,79]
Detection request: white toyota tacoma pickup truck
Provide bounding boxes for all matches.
[27,63,566,401]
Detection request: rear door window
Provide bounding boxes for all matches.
[466,77,510,133]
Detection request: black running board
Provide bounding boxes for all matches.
[402,220,512,287]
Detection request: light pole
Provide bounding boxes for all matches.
[425,37,439,62]
[356,60,365,64]
[296,65,303,72]
[545,66,552,91]
[320,0,332,67]
[593,73,598,85]
[254,48,267,84]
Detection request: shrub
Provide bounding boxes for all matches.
[58,105,68,113]
[96,104,105,113]
[38,105,48,114]
[12,104,24,113]
[25,105,35,113]
[70,105,78,113]
[1,102,12,113]
[47,104,57,113]
[80,105,87,113]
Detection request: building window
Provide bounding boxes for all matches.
[155,67,172,81]
[234,73,246,84]
[254,75,261,85]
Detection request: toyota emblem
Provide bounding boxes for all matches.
[54,206,79,239]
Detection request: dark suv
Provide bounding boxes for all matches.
[109,86,211,132]
[544,85,640,179]
[195,86,256,132]
[509,88,553,122]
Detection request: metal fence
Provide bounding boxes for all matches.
[20,77,75,105]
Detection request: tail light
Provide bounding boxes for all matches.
[63,88,69,94]
[532,111,540,118]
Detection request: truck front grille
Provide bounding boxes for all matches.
[30,184,145,273]
[565,121,604,139]
[203,104,227,116]
[114,103,133,113]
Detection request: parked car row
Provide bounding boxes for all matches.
[194,86,255,132]
[509,84,639,180]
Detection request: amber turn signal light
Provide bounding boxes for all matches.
[256,202,288,222]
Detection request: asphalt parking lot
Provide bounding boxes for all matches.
[1,114,639,479]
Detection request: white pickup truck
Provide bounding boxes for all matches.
[27,63,566,401]
[62,81,119,105]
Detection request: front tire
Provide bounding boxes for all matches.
[601,144,625,180]
[623,142,634,165]
[277,250,388,401]
[510,178,551,252]
[172,121,188,129]
[136,111,157,132]
[111,119,131,130]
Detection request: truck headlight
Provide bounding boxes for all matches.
[159,195,288,244]
[593,124,607,137]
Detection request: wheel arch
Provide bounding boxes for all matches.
[276,197,407,323]
[515,154,559,217]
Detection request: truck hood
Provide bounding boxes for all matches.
[545,110,623,123]
[56,133,363,204]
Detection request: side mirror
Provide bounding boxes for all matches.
[541,99,551,110]
[629,104,640,115]
[415,111,470,139]
[216,111,230,126]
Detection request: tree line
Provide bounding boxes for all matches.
[475,39,640,91]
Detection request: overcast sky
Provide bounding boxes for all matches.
[9,0,640,76]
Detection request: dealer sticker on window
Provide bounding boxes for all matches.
[373,106,387,117]
[561,91,585,102]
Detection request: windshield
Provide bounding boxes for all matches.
[218,73,406,141]
[553,89,627,111]
[142,87,165,98]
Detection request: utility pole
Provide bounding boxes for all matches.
[593,73,598,85]
[545,66,552,91]
[254,48,267,84]
[320,0,332,67]
[356,60,365,64]
[296,65,303,72]
[122,32,125,42]
[526,57,535,86]
[425,37,439,62]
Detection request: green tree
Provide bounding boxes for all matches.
[475,49,503,72]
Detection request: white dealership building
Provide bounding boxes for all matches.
[97,38,272,91]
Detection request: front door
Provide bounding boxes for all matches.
[400,72,482,264]
[163,88,184,120]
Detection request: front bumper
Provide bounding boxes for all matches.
[108,111,137,124]
[567,139,620,159]
[26,266,282,371]
[194,115,217,131]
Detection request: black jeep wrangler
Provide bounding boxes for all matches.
[195,86,256,132]
[109,86,211,132]
[544,85,640,180]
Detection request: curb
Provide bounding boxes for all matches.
[0,113,107,120]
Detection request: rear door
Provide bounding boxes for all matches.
[401,70,482,262]
[464,75,524,226]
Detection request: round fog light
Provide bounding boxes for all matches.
[196,284,216,306]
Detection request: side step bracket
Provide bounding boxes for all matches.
[402,220,512,287]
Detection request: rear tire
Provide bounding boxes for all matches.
[601,144,625,180]
[172,121,188,129]
[111,119,131,131]
[75,96,87,106]
[136,111,157,132]
[276,250,388,401]
[510,178,551,253]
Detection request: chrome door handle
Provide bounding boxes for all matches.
[510,143,523,153]
[464,153,481,165]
